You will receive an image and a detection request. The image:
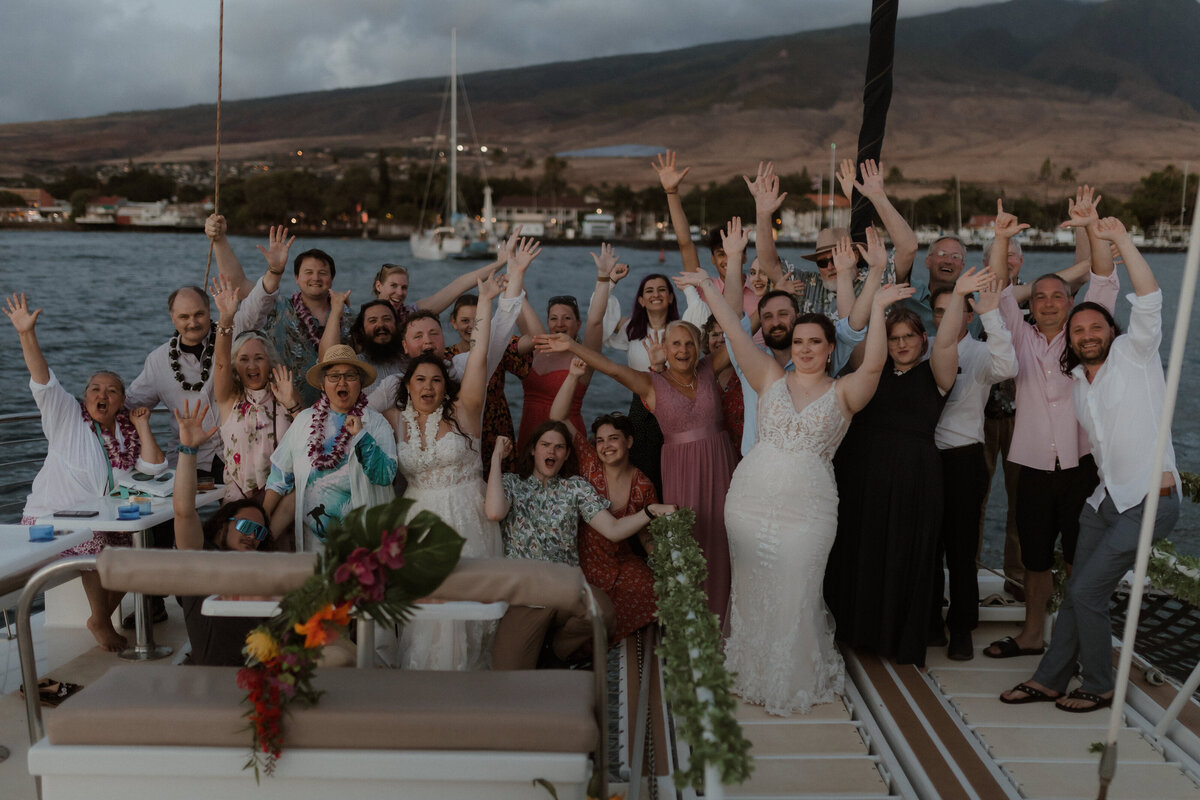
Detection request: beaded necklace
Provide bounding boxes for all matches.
[169,328,215,391]
[80,403,140,471]
[307,392,367,471]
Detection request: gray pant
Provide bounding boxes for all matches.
[1032,491,1180,695]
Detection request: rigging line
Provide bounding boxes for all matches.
[417,76,451,231]
[203,0,224,290]
[458,75,489,191]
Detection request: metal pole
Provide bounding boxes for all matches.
[449,28,458,220]
[1100,180,1200,795]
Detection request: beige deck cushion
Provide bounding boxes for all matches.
[96,549,318,597]
[45,665,597,753]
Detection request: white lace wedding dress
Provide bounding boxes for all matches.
[393,418,500,670]
[724,378,850,715]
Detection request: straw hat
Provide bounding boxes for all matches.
[305,345,377,390]
[801,227,850,262]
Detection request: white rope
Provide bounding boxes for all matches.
[1100,182,1200,796]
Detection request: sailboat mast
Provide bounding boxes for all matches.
[449,28,458,220]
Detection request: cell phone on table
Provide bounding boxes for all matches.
[53,510,99,518]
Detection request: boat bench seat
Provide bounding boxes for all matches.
[44,664,597,753]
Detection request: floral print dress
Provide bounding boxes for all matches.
[221,387,289,502]
[500,473,609,566]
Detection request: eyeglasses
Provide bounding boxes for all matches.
[324,371,361,384]
[887,333,921,343]
[933,250,964,262]
[230,517,269,543]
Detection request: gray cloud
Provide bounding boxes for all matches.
[1,0,1003,125]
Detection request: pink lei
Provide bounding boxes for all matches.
[80,403,140,471]
[307,393,368,471]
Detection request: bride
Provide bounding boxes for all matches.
[385,272,504,670]
[678,263,908,716]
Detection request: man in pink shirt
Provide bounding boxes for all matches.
[982,190,1119,659]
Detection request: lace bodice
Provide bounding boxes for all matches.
[396,428,480,490]
[756,378,849,462]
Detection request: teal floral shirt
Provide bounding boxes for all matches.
[500,473,609,566]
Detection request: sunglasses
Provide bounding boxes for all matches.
[131,470,174,482]
[548,295,580,315]
[230,517,270,543]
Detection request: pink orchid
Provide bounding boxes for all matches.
[378,526,408,570]
[333,547,381,588]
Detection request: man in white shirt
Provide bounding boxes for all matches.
[928,280,1018,660]
[1001,217,1179,712]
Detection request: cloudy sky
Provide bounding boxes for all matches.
[2,0,1010,125]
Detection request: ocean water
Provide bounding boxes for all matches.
[1,228,1198,560]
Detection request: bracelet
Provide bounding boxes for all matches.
[177,445,199,456]
[286,403,302,415]
[216,324,235,336]
[267,267,285,275]
[644,506,657,520]
[596,276,611,283]
[664,190,678,196]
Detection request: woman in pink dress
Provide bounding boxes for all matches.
[536,319,737,627]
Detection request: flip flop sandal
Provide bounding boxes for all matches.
[1056,688,1113,713]
[19,678,82,708]
[1000,682,1060,704]
[984,636,1046,658]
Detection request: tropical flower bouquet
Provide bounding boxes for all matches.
[238,496,464,778]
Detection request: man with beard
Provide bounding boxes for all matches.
[319,297,406,381]
[366,234,540,411]
[712,222,888,456]
[1001,215,1178,712]
[983,191,1119,660]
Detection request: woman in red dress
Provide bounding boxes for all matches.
[550,357,657,642]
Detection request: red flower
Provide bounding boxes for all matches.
[333,546,381,588]
[233,452,242,464]
[378,526,407,569]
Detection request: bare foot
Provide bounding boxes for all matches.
[86,616,127,652]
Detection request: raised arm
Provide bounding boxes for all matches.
[534,333,654,403]
[1093,217,1157,296]
[931,268,992,392]
[416,257,505,314]
[744,162,787,283]
[840,159,917,281]
[206,214,254,298]
[484,437,513,521]
[838,284,915,413]
[128,406,164,467]
[210,276,240,413]
[172,400,220,550]
[653,150,701,272]
[722,217,750,317]
[846,226,889,331]
[4,292,49,385]
[318,289,352,359]
[457,272,501,435]
[1060,185,1112,278]
[584,243,626,353]
[254,225,294,296]
[988,198,1030,286]
[549,358,587,438]
[830,235,859,321]
[675,270,782,394]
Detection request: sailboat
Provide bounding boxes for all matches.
[410,29,495,261]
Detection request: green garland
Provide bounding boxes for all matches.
[647,509,753,791]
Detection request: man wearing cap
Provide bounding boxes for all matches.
[263,345,397,553]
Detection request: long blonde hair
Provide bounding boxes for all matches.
[230,331,277,399]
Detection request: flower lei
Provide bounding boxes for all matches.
[80,403,140,471]
[168,328,216,391]
[400,402,444,471]
[291,292,324,348]
[307,392,368,471]
[238,497,465,779]
[646,509,753,790]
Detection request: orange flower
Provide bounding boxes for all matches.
[293,602,352,650]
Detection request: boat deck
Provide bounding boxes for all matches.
[4,595,1200,799]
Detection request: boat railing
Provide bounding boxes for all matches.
[0,407,177,522]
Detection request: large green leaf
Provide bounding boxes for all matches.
[390,509,465,597]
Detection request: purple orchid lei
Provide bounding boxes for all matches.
[307,392,368,471]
